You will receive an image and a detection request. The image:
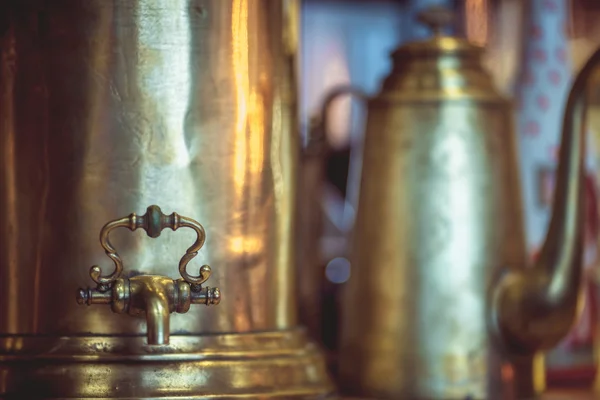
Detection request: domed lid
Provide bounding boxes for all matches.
[377,5,500,102]
[392,6,484,60]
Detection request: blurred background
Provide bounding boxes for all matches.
[298,0,600,388]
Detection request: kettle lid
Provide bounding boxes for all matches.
[392,6,483,59]
[378,5,500,101]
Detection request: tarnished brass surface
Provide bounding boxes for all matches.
[0,0,332,398]
[341,393,599,400]
[0,0,298,337]
[76,205,221,345]
[0,328,334,399]
[334,6,591,400]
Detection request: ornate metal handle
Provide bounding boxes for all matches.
[77,205,220,346]
[90,205,211,287]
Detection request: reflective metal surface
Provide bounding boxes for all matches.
[335,6,592,400]
[1,329,330,399]
[0,0,296,337]
[0,0,332,398]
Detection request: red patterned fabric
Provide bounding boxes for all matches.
[516,0,599,385]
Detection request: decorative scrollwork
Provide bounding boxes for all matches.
[89,205,211,286]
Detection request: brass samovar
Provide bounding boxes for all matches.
[0,1,332,398]
[324,6,600,400]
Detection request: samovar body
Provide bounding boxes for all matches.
[336,7,597,400]
[0,0,332,398]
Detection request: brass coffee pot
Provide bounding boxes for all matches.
[0,0,332,398]
[314,6,600,400]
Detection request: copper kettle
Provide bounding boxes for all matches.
[311,6,600,400]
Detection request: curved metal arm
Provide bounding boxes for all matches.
[315,85,368,147]
[493,46,600,354]
[90,205,211,286]
[307,86,369,232]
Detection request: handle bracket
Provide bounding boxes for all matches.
[90,205,211,287]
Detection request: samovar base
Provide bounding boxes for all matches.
[0,328,334,399]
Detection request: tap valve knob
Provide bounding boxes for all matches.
[417,5,455,36]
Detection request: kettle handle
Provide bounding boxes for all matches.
[308,85,369,234]
[89,205,211,288]
[309,85,368,151]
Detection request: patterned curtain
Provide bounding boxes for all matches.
[516,0,572,252]
[517,0,599,382]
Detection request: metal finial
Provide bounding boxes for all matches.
[416,5,455,36]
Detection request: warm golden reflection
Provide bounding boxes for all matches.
[1,335,23,352]
[228,235,264,255]
[533,353,546,394]
[249,90,265,174]
[232,0,250,192]
[283,0,300,56]
[230,0,252,334]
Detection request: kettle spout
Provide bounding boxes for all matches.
[493,47,600,354]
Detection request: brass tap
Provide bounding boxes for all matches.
[76,205,220,345]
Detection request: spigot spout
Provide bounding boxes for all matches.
[493,47,600,354]
[143,288,171,345]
